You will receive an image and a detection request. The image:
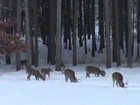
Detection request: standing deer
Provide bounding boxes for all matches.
[20,59,27,69]
[86,66,106,77]
[41,68,53,78]
[26,68,45,81]
[60,62,65,74]
[64,69,81,83]
[112,72,128,88]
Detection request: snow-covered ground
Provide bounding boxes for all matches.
[0,66,140,105]
[0,38,140,105]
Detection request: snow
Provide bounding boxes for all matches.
[0,67,140,105]
[0,38,140,105]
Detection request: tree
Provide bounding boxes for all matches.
[136,0,140,60]
[55,0,62,71]
[16,0,21,71]
[73,0,77,66]
[98,0,105,53]
[0,33,27,54]
[113,0,121,67]
[24,0,31,69]
[48,0,56,65]
[127,0,132,68]
[33,0,39,67]
[91,0,96,57]
[0,17,27,65]
[104,0,111,68]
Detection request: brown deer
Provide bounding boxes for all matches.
[60,62,65,74]
[26,68,45,81]
[112,72,128,88]
[64,69,81,83]
[86,66,106,78]
[20,59,27,69]
[41,68,53,78]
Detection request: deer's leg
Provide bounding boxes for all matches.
[65,77,68,82]
[116,82,118,87]
[48,73,50,78]
[27,74,31,80]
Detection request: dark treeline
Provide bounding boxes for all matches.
[0,0,139,70]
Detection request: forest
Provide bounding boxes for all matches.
[0,0,139,71]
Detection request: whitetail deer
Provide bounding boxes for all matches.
[26,68,45,81]
[86,66,106,78]
[64,69,81,83]
[41,68,53,78]
[112,72,128,88]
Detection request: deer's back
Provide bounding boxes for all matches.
[112,72,123,82]
[86,66,101,73]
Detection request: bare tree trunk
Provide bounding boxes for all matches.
[49,0,56,65]
[33,0,39,67]
[55,0,62,71]
[104,0,111,68]
[0,0,2,21]
[24,0,31,69]
[127,0,132,68]
[16,0,21,71]
[136,1,140,60]
[73,0,77,66]
[114,0,121,67]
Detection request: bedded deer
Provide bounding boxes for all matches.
[26,68,45,81]
[112,72,128,88]
[86,66,106,78]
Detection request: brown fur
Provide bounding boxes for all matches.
[64,69,77,83]
[60,62,65,74]
[112,72,125,88]
[86,66,106,77]
[26,68,45,81]
[20,60,27,69]
[41,68,53,78]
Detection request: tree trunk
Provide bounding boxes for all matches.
[136,1,140,60]
[104,0,111,68]
[78,0,83,47]
[114,0,121,67]
[91,0,96,57]
[127,0,132,68]
[33,0,39,67]
[55,0,62,71]
[49,0,56,65]
[73,0,77,66]
[24,0,31,69]
[0,0,2,21]
[16,0,21,71]
[112,0,116,62]
[5,50,11,65]
[98,0,105,53]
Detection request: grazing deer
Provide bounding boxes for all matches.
[41,68,53,78]
[64,69,81,83]
[20,60,27,69]
[86,66,106,78]
[26,68,45,81]
[112,72,128,88]
[60,62,65,75]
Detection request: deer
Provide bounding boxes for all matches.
[112,72,128,88]
[41,68,53,78]
[60,62,65,75]
[64,69,81,83]
[26,68,45,81]
[86,66,106,78]
[20,59,27,69]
